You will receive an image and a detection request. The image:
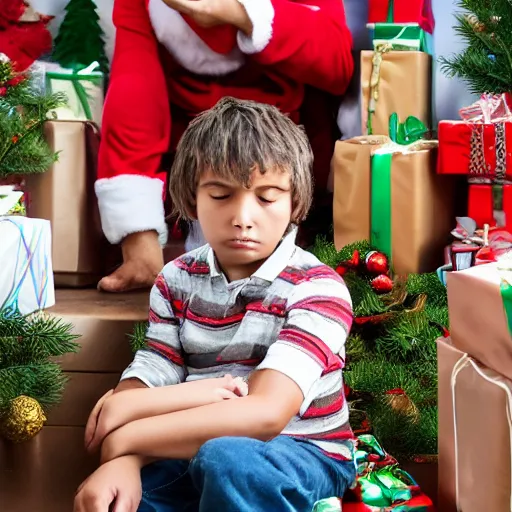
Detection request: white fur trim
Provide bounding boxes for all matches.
[148,0,245,75]
[236,0,275,54]
[95,175,168,246]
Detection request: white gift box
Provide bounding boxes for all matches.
[43,61,104,127]
[0,216,55,315]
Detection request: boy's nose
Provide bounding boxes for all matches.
[231,197,255,230]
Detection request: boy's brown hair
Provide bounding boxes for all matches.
[169,97,314,223]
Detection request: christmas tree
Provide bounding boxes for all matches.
[0,311,80,443]
[440,0,512,94]
[0,60,65,178]
[311,238,447,460]
[52,0,108,73]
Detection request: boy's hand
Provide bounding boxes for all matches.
[74,455,143,512]
[84,389,114,451]
[214,374,248,400]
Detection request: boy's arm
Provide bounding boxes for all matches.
[101,369,303,462]
[100,273,353,463]
[120,271,187,388]
[237,0,354,95]
[87,376,247,452]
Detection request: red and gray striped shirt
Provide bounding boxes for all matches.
[122,229,355,460]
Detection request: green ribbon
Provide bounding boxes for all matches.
[45,62,103,122]
[312,497,341,512]
[360,468,413,507]
[372,23,431,53]
[370,152,393,259]
[388,113,427,145]
[370,114,426,262]
[386,0,395,22]
[500,281,512,335]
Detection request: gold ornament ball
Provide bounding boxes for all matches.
[0,395,46,443]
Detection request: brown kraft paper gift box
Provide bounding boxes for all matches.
[0,289,149,512]
[360,50,431,136]
[447,263,512,381]
[437,337,512,512]
[25,120,106,288]
[332,138,456,275]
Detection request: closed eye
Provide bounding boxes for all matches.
[211,195,230,200]
[259,197,275,204]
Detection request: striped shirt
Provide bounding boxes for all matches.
[122,228,355,460]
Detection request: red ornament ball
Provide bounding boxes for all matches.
[371,274,394,294]
[366,251,389,275]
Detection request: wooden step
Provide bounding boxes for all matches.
[1,289,150,511]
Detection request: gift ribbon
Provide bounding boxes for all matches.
[46,61,101,122]
[500,282,512,335]
[0,218,51,316]
[372,24,429,53]
[451,354,512,511]
[386,0,395,22]
[370,115,428,260]
[371,152,393,258]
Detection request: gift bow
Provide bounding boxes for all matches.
[0,185,23,215]
[388,113,427,145]
[451,217,512,263]
[459,93,511,124]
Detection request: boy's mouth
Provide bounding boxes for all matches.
[226,238,259,249]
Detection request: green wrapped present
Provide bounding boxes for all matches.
[312,435,434,512]
[44,61,104,127]
[368,23,432,53]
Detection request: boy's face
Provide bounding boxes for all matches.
[195,167,293,281]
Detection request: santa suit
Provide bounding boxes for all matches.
[95,0,354,246]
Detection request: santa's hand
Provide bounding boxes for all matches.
[161,0,253,33]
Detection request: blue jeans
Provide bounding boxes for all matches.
[138,436,356,512]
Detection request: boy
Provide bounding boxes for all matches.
[74,97,355,512]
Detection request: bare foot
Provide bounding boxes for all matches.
[98,231,164,293]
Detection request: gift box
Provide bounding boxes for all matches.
[368,0,434,33]
[361,50,431,136]
[468,183,512,229]
[437,336,512,512]
[43,61,104,127]
[0,288,149,512]
[25,120,106,288]
[369,23,432,53]
[332,136,456,274]
[446,262,512,381]
[438,120,512,176]
[0,216,55,315]
[313,435,435,511]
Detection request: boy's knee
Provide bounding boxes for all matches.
[191,437,261,479]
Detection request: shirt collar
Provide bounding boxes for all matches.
[206,226,298,282]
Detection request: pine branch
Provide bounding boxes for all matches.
[0,363,68,414]
[309,236,342,269]
[375,312,439,363]
[440,0,512,94]
[0,312,79,414]
[344,272,388,316]
[129,322,149,353]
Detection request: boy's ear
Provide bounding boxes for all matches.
[185,203,198,220]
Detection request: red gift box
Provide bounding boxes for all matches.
[468,183,512,229]
[437,120,512,178]
[368,0,435,33]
